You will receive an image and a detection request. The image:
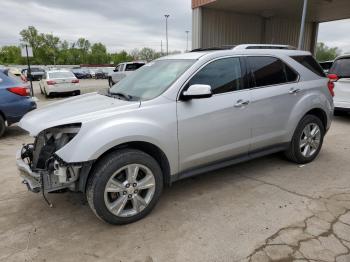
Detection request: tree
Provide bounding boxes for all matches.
[89,43,109,64]
[0,46,24,64]
[138,47,162,62]
[316,42,340,62]
[110,50,133,65]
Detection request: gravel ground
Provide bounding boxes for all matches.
[1,80,350,262]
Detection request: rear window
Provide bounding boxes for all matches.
[291,55,326,77]
[247,56,298,87]
[49,72,75,79]
[329,58,350,78]
[125,63,145,71]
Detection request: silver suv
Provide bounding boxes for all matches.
[17,45,334,224]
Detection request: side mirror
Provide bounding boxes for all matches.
[182,84,212,100]
[113,68,118,72]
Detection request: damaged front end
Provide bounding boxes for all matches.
[16,123,92,195]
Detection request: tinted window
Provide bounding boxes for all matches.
[329,58,350,78]
[291,55,326,77]
[187,57,243,94]
[125,63,145,71]
[248,56,296,87]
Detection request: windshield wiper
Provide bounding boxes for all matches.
[110,92,133,101]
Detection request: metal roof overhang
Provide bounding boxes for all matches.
[193,0,350,23]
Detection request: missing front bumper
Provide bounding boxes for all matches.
[16,149,41,193]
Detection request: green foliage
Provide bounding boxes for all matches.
[0,26,175,65]
[0,46,25,64]
[316,42,341,62]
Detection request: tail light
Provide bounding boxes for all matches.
[327,74,338,97]
[47,80,56,85]
[7,87,30,97]
[71,79,79,83]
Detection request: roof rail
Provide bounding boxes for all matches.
[190,47,232,52]
[233,44,296,50]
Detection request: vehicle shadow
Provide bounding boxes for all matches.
[1,125,28,140]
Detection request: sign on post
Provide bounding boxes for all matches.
[21,46,33,57]
[21,45,34,97]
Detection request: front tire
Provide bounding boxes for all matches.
[86,149,163,225]
[0,115,5,138]
[285,115,325,164]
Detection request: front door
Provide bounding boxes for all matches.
[177,57,252,172]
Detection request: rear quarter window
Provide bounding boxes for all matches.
[247,56,298,88]
[291,55,326,77]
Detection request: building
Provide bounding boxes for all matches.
[192,0,350,53]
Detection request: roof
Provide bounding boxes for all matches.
[193,0,350,23]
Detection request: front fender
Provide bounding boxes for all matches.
[56,115,178,174]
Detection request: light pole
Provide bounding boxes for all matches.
[164,15,170,55]
[185,30,190,52]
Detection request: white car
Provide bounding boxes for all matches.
[108,62,145,87]
[39,70,80,97]
[329,55,350,114]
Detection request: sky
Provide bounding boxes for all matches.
[0,0,349,54]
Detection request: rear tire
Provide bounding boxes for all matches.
[0,115,5,138]
[285,115,325,164]
[108,77,114,87]
[86,149,163,225]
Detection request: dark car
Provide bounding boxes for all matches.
[71,68,92,79]
[21,67,45,81]
[0,70,37,137]
[94,69,107,79]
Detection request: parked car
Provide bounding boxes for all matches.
[0,70,36,138]
[108,62,145,87]
[22,67,45,81]
[39,70,80,97]
[319,60,333,74]
[9,67,22,76]
[16,45,333,224]
[95,69,107,79]
[328,55,350,114]
[71,68,92,79]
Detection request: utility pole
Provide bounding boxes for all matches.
[185,30,190,52]
[161,40,163,55]
[164,15,170,55]
[298,0,308,50]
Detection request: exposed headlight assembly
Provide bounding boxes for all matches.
[32,123,82,170]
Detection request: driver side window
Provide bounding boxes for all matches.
[187,57,243,95]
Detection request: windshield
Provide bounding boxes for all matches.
[329,58,350,78]
[110,59,194,101]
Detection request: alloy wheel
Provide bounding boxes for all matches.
[104,164,156,217]
[299,123,321,158]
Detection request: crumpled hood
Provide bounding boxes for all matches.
[19,92,140,136]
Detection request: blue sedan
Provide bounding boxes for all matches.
[0,70,37,137]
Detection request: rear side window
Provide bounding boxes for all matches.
[187,57,243,94]
[329,58,350,78]
[291,55,326,77]
[125,63,145,71]
[247,56,298,87]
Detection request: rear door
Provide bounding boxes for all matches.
[329,57,350,109]
[246,56,300,151]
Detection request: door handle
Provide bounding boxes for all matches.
[289,88,301,94]
[234,99,250,108]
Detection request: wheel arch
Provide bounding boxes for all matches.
[303,108,328,130]
[81,141,172,192]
